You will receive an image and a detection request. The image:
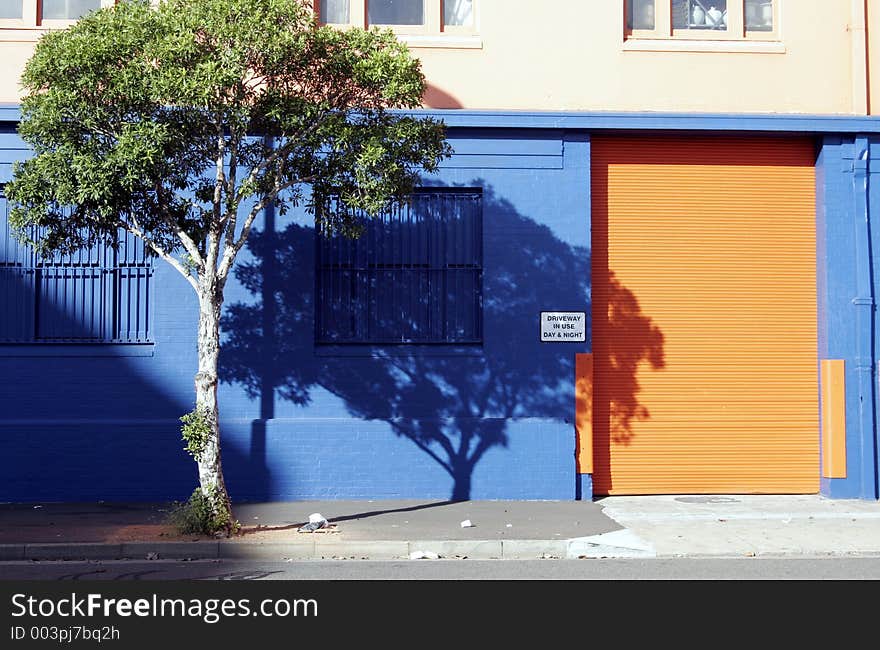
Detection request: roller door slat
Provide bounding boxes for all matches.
[589,135,819,495]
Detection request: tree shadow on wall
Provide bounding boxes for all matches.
[219,183,663,500]
[595,270,666,446]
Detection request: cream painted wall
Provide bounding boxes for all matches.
[0,40,37,101]
[414,0,872,115]
[0,1,874,115]
[868,0,879,113]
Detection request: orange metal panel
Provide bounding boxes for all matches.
[575,353,593,474]
[820,359,847,478]
[590,135,819,495]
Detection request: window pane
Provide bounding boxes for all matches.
[745,0,773,31]
[0,197,153,344]
[316,191,482,344]
[0,2,22,19]
[368,0,424,25]
[626,0,655,30]
[42,0,101,20]
[320,0,350,24]
[673,0,728,31]
[444,0,472,27]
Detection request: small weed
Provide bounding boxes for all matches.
[166,487,240,536]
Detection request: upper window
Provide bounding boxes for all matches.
[316,189,483,345]
[625,0,778,40]
[0,1,113,29]
[43,0,101,20]
[317,0,476,35]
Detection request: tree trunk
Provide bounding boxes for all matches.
[194,288,235,535]
[450,461,472,502]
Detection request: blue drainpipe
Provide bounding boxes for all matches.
[852,135,877,498]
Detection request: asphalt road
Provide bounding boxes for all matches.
[3,557,880,580]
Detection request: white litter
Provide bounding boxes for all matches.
[409,550,440,560]
[460,519,474,528]
[298,512,329,532]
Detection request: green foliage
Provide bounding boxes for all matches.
[6,0,451,259]
[167,487,241,536]
[8,0,451,517]
[180,407,213,461]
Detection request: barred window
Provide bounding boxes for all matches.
[316,189,482,345]
[0,191,153,344]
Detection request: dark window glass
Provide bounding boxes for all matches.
[316,190,483,345]
[626,0,655,30]
[673,0,728,31]
[745,0,773,32]
[368,0,424,26]
[0,192,153,343]
[320,0,349,24]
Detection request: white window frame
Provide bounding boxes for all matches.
[625,0,780,42]
[316,0,478,36]
[0,1,115,32]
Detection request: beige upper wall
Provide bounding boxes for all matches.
[0,0,875,115]
[869,0,879,113]
[414,0,876,115]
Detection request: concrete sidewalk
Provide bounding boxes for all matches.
[598,494,880,558]
[1,495,880,561]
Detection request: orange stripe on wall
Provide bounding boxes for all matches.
[590,135,819,495]
[575,353,593,474]
[820,359,847,478]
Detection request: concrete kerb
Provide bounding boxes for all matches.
[24,543,125,561]
[219,541,315,561]
[121,542,221,560]
[1,536,659,561]
[409,540,503,560]
[566,529,657,559]
[0,545,25,561]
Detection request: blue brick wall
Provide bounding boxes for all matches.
[0,122,590,502]
[817,134,880,499]
[6,111,880,503]
[6,110,880,502]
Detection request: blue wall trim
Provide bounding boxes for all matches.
[576,474,592,501]
[405,109,880,134]
[0,344,154,357]
[818,134,880,499]
[4,104,880,134]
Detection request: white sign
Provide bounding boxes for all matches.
[540,311,586,342]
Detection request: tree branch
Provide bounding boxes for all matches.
[232,114,327,206]
[203,131,227,283]
[223,133,240,253]
[154,181,205,271]
[119,217,199,292]
[216,168,317,281]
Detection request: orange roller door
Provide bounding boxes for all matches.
[590,135,819,495]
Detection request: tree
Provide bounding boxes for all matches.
[5,0,451,533]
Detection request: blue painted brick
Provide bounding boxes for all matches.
[1,125,589,502]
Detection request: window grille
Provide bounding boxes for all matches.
[0,193,153,343]
[316,189,482,345]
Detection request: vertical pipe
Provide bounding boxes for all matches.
[852,135,876,497]
[251,134,275,477]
